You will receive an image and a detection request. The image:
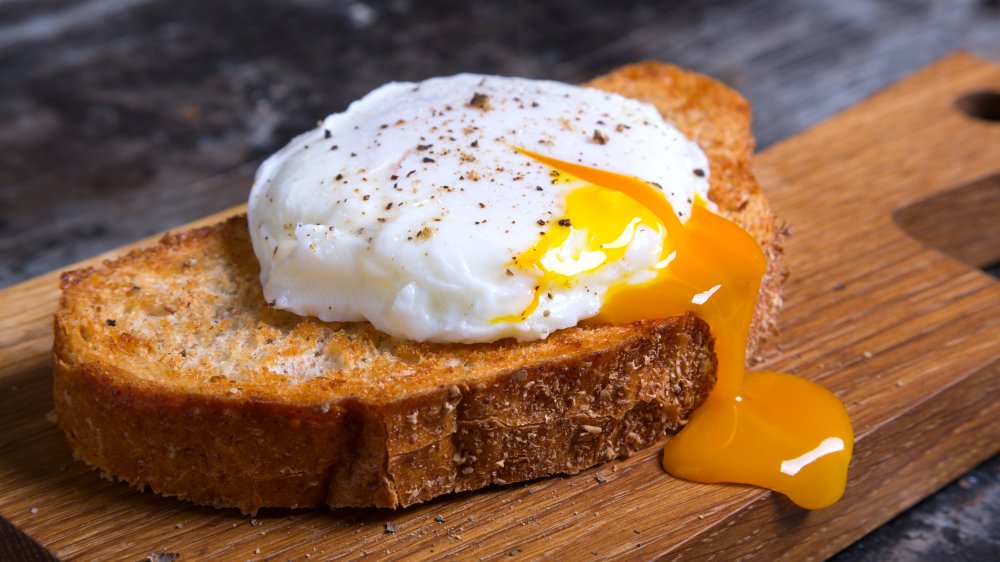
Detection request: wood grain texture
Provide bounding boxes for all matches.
[0,53,998,561]
[894,172,1000,269]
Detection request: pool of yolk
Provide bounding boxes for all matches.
[512,147,853,510]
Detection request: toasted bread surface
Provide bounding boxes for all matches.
[53,62,784,513]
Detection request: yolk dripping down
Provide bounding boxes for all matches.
[512,147,854,510]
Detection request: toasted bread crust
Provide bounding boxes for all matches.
[53,63,783,513]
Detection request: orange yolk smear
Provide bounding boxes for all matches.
[513,147,854,510]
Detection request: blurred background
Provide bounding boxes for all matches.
[1,0,998,559]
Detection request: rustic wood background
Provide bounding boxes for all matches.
[1,0,998,560]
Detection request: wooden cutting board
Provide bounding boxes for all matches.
[1,53,998,561]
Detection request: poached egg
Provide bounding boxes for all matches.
[248,74,710,343]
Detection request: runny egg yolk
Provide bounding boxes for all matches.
[512,147,854,510]
[496,178,668,323]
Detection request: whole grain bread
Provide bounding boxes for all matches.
[52,62,786,514]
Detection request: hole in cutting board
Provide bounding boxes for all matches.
[955,90,1000,122]
[893,172,1000,270]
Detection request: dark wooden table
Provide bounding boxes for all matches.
[1,1,998,560]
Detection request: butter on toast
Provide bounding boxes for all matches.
[52,62,786,514]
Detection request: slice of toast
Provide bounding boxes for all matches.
[52,62,786,514]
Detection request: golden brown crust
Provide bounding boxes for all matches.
[52,62,784,513]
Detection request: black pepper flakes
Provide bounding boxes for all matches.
[468,92,491,110]
[423,157,435,163]
[693,168,706,177]
[324,130,332,139]
[385,202,394,210]
[106,319,116,327]
[335,173,344,181]
[363,195,370,201]
[330,145,339,151]
[592,130,609,144]
[537,219,546,226]
[417,144,432,151]
[558,219,572,227]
